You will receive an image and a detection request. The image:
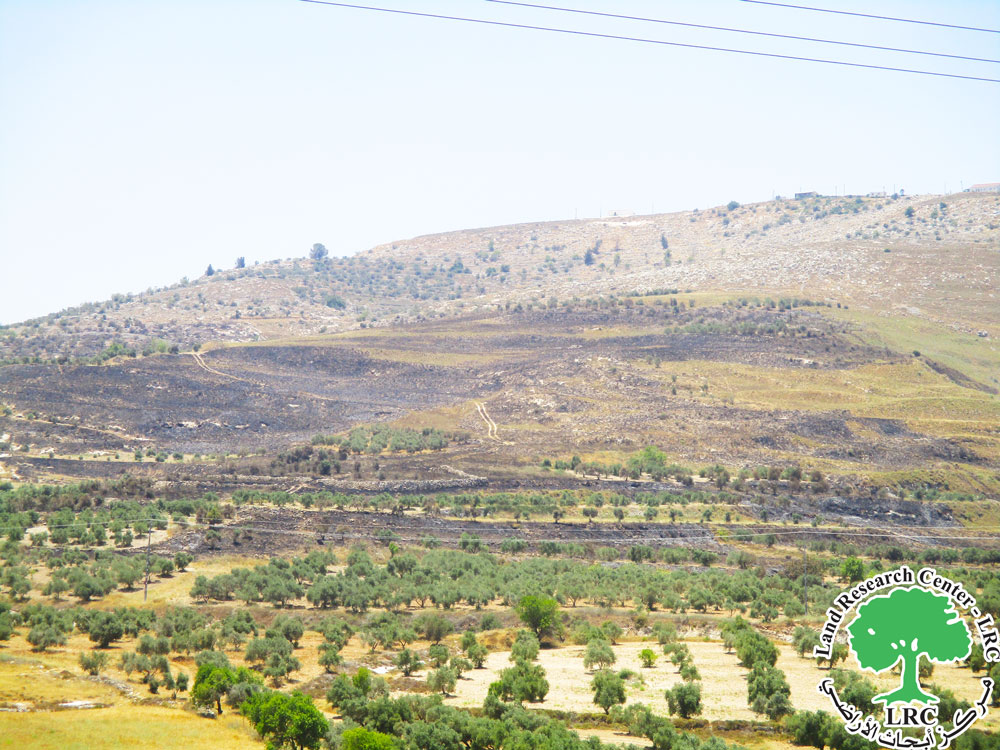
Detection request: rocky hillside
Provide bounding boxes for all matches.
[2,191,997,363]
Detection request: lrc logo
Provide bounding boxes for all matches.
[884,705,939,727]
[815,566,996,750]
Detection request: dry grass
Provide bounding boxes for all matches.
[0,637,263,750]
[0,657,122,708]
[860,465,1000,498]
[358,348,507,367]
[621,353,1000,478]
[98,555,262,610]
[638,358,998,424]
[0,704,264,750]
[387,401,481,433]
[2,634,114,676]
[824,307,1000,390]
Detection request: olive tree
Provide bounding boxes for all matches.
[592,669,626,714]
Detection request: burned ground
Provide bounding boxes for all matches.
[350,303,889,368]
[135,491,973,563]
[1,304,890,451]
[1,299,995,501]
[0,345,486,454]
[147,507,730,558]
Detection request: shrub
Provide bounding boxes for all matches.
[665,682,702,718]
[427,666,457,695]
[414,612,453,643]
[459,533,484,553]
[680,663,700,682]
[319,643,343,672]
[584,638,616,671]
[87,611,124,648]
[592,669,626,713]
[653,621,677,645]
[510,630,540,663]
[450,656,472,679]
[240,689,328,750]
[467,642,489,668]
[479,613,502,631]
[784,710,831,748]
[516,595,560,641]
[174,552,193,572]
[394,648,423,676]
[341,727,395,750]
[748,664,793,720]
[428,643,450,668]
[601,621,623,644]
[79,650,109,676]
[492,659,549,703]
[28,625,67,652]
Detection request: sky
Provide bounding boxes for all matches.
[1,0,998,324]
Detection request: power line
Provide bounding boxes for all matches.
[740,0,1000,35]
[296,1,1000,83]
[484,0,1000,65]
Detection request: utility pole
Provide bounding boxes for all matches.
[803,548,808,614]
[143,527,152,602]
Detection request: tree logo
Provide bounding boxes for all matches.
[814,566,997,750]
[847,586,971,706]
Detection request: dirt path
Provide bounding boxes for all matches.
[189,351,256,385]
[190,351,343,405]
[475,402,499,441]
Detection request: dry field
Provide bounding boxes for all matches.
[439,639,997,731]
[4,621,995,749]
[0,634,268,749]
[2,543,997,750]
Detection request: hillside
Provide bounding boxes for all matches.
[1,190,998,497]
[2,192,997,365]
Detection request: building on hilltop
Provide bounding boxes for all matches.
[966,182,1000,193]
[794,191,818,199]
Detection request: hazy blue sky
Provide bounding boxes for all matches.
[1,0,998,324]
